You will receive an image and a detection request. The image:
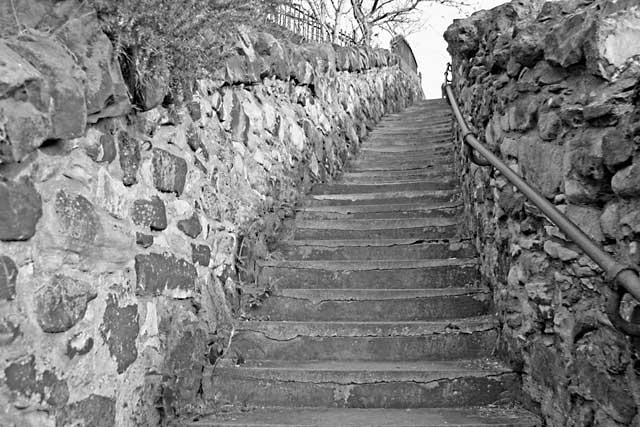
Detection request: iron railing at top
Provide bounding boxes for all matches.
[266,2,355,46]
[442,63,640,336]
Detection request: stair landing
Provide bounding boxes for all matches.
[187,99,539,426]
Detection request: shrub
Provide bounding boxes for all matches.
[89,0,286,99]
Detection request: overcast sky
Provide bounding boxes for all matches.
[403,0,507,98]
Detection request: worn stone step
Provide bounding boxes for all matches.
[246,287,491,321]
[365,137,452,147]
[292,217,460,240]
[296,202,462,220]
[349,158,453,172]
[205,359,519,409]
[186,407,540,427]
[311,181,456,195]
[303,189,458,207]
[356,153,453,164]
[339,168,454,183]
[361,144,452,154]
[258,259,479,289]
[229,317,498,362]
[277,239,475,260]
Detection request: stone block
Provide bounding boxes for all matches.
[177,212,202,238]
[0,177,42,241]
[66,331,94,359]
[136,232,154,248]
[100,294,139,374]
[35,274,97,333]
[132,196,167,231]
[152,148,188,196]
[54,190,101,249]
[518,135,563,197]
[0,316,21,346]
[602,128,632,172]
[4,355,69,408]
[117,131,141,186]
[544,10,594,68]
[192,243,211,266]
[584,4,640,79]
[56,394,115,427]
[0,255,18,301]
[135,252,197,297]
[0,42,51,163]
[8,35,87,140]
[538,111,562,141]
[59,14,130,121]
[612,159,640,198]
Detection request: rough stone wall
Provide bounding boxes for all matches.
[445,1,640,425]
[0,2,422,426]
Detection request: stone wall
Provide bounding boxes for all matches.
[445,1,640,426]
[0,2,423,425]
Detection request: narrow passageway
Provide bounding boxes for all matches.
[187,99,540,426]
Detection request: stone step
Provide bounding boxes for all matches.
[186,407,540,427]
[311,181,456,195]
[293,216,460,239]
[277,239,475,260]
[356,153,453,163]
[258,259,479,289]
[348,158,454,171]
[360,144,452,154]
[229,317,498,362]
[339,167,454,183]
[292,218,460,240]
[246,287,491,321]
[303,189,458,207]
[205,359,519,409]
[365,136,452,146]
[296,202,462,220]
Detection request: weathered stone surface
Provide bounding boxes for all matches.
[602,128,631,172]
[56,394,115,427]
[544,11,593,68]
[117,131,141,186]
[59,14,130,121]
[0,178,43,241]
[35,275,97,333]
[0,42,50,163]
[4,355,69,407]
[584,4,640,79]
[612,160,640,198]
[8,35,87,140]
[135,232,154,248]
[86,132,117,164]
[177,212,202,238]
[0,255,18,301]
[518,136,563,197]
[54,190,101,249]
[100,294,139,374]
[0,317,21,346]
[192,243,211,267]
[135,253,197,297]
[66,331,94,359]
[538,111,562,141]
[132,196,167,231]
[152,148,188,195]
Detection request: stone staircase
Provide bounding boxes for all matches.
[188,99,540,426]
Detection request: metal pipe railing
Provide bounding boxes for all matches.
[442,69,640,336]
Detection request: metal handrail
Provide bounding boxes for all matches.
[442,66,640,336]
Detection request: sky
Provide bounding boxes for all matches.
[402,0,507,98]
